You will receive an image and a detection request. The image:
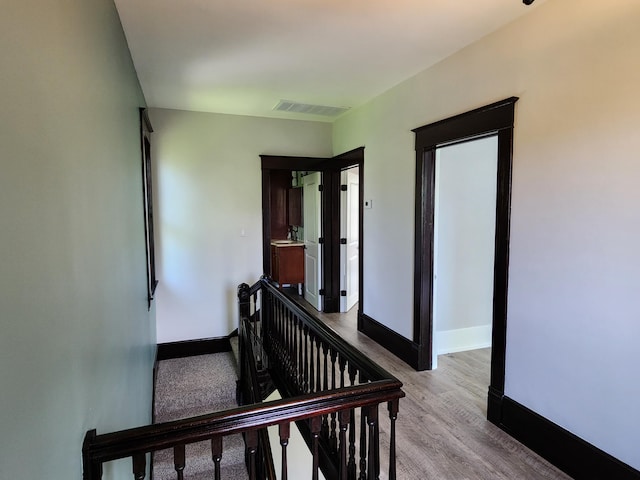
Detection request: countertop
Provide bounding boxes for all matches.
[270,240,304,247]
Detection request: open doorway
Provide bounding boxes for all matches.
[261,148,364,315]
[412,98,517,423]
[432,136,497,372]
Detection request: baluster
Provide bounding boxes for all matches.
[255,298,262,366]
[367,405,380,480]
[132,453,146,480]
[276,301,282,360]
[287,310,295,384]
[291,315,296,379]
[297,319,304,391]
[322,343,329,391]
[246,430,258,480]
[174,444,185,480]
[339,354,346,389]
[269,295,276,355]
[281,306,287,368]
[303,325,309,392]
[347,365,357,479]
[358,408,367,480]
[329,348,338,453]
[286,311,293,381]
[388,400,399,480]
[291,315,297,386]
[270,300,276,354]
[211,436,222,480]
[309,332,315,392]
[273,300,279,345]
[283,304,288,349]
[284,307,289,351]
[265,291,272,353]
[280,422,290,480]
[338,409,350,480]
[321,343,330,441]
[310,416,322,480]
[253,291,258,322]
[316,337,322,392]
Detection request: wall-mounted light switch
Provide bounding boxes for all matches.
[364,199,373,209]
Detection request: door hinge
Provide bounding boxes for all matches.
[318,237,325,244]
[340,238,347,244]
[319,288,326,296]
[341,184,348,191]
[341,290,347,297]
[318,184,324,192]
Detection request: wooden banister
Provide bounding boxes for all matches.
[239,277,405,480]
[82,277,404,480]
[83,383,400,475]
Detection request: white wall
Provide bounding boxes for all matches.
[333,0,640,470]
[434,137,497,355]
[150,108,332,342]
[0,1,155,479]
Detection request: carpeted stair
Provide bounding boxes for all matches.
[152,351,249,479]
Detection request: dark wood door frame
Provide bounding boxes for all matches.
[261,147,364,313]
[412,97,518,419]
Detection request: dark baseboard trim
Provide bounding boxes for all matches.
[358,313,419,369]
[152,346,159,423]
[486,386,504,425]
[157,337,232,361]
[491,395,640,480]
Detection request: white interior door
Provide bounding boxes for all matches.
[340,168,359,312]
[303,172,322,311]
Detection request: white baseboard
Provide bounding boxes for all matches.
[436,324,492,355]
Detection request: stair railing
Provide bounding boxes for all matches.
[82,277,404,480]
[82,380,402,480]
[237,277,405,480]
[238,281,277,479]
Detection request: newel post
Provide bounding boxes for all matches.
[388,399,399,480]
[238,283,251,323]
[237,282,251,403]
[82,429,102,480]
[259,275,272,348]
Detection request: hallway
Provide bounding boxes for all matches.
[313,307,571,479]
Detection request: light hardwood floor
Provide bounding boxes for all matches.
[313,305,572,480]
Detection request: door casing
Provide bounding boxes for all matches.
[413,98,518,422]
[261,148,364,314]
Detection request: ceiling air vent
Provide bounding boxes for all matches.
[274,100,350,117]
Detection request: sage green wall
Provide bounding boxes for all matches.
[333,0,640,470]
[0,1,155,479]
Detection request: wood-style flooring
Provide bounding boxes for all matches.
[311,303,573,480]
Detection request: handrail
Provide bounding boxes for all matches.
[259,276,399,383]
[83,276,404,480]
[239,290,277,480]
[83,382,399,464]
[239,276,405,480]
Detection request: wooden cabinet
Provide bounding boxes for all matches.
[270,170,291,240]
[288,187,302,227]
[271,244,304,286]
[270,171,304,241]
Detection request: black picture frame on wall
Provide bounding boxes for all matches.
[140,108,157,309]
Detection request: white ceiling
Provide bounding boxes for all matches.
[114,0,545,122]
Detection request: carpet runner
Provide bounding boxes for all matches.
[152,349,248,479]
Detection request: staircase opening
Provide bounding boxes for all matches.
[82,277,404,480]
